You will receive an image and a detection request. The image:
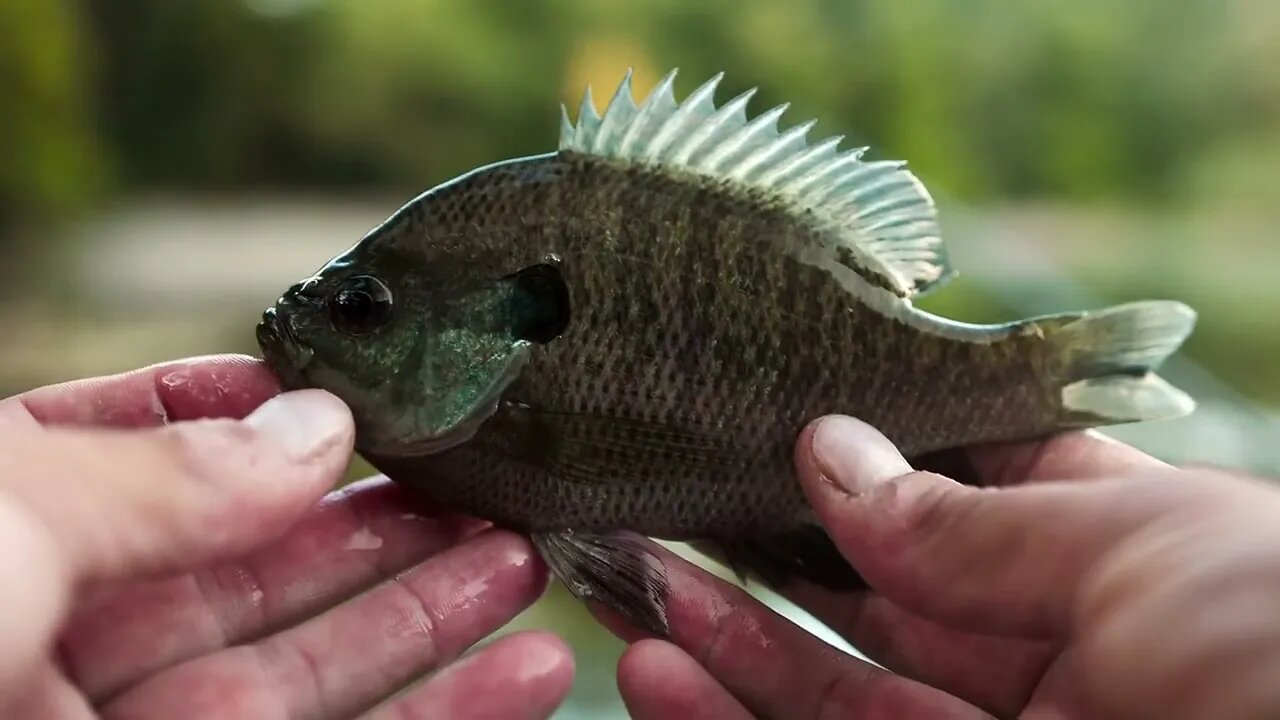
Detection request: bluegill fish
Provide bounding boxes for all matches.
[256,69,1196,635]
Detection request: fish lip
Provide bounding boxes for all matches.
[256,307,313,388]
[259,306,300,344]
[255,310,279,347]
[256,308,291,356]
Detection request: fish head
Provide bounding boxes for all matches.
[256,231,571,458]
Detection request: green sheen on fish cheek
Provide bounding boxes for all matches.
[413,328,526,430]
[325,326,523,456]
[300,279,529,455]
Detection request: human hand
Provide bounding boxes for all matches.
[0,355,572,719]
[606,417,1280,719]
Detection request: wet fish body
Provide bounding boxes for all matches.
[257,69,1197,634]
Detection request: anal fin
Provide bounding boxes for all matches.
[695,524,868,592]
[532,529,671,636]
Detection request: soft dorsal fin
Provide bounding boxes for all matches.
[558,68,955,298]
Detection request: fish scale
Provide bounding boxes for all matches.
[257,68,1197,636]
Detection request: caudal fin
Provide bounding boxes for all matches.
[1045,300,1197,426]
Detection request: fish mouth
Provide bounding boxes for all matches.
[255,309,280,347]
[256,307,288,356]
[256,307,313,390]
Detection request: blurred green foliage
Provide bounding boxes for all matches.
[3,0,1280,408]
[2,5,1278,715]
[0,0,103,227]
[5,0,1280,229]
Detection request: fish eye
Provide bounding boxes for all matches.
[328,275,394,335]
[509,263,570,344]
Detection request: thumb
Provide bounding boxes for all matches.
[0,388,353,699]
[1,388,355,582]
[795,415,1194,637]
[0,386,353,696]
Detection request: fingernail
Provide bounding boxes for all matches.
[811,416,912,495]
[244,389,353,461]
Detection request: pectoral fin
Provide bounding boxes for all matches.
[532,529,671,636]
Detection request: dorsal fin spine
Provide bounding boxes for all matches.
[572,85,601,150]
[670,88,758,165]
[699,102,790,174]
[592,68,637,154]
[642,72,723,162]
[857,193,930,223]
[860,208,936,234]
[780,150,865,199]
[727,119,816,182]
[851,175,920,213]
[806,151,872,206]
[617,69,679,158]
[816,162,900,208]
[758,136,843,188]
[558,69,954,297]
[559,105,574,147]
[690,90,760,168]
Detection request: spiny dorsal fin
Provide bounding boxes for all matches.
[558,68,954,298]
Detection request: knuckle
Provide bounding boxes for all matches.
[699,593,769,673]
[813,666,877,720]
[158,419,280,487]
[888,471,971,545]
[192,559,270,642]
[871,471,987,588]
[145,419,293,544]
[254,637,330,718]
[386,573,443,661]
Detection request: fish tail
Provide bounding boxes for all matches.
[1041,300,1197,426]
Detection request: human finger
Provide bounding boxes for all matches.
[0,389,351,701]
[784,584,1054,716]
[8,354,281,429]
[686,531,1051,715]
[1072,497,1280,719]
[1,389,353,582]
[594,543,992,720]
[360,631,574,720]
[99,530,551,720]
[0,663,93,720]
[788,424,1166,712]
[796,415,1227,637]
[0,494,66,699]
[617,639,755,720]
[60,477,489,701]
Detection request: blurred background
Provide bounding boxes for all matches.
[3,0,1279,716]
